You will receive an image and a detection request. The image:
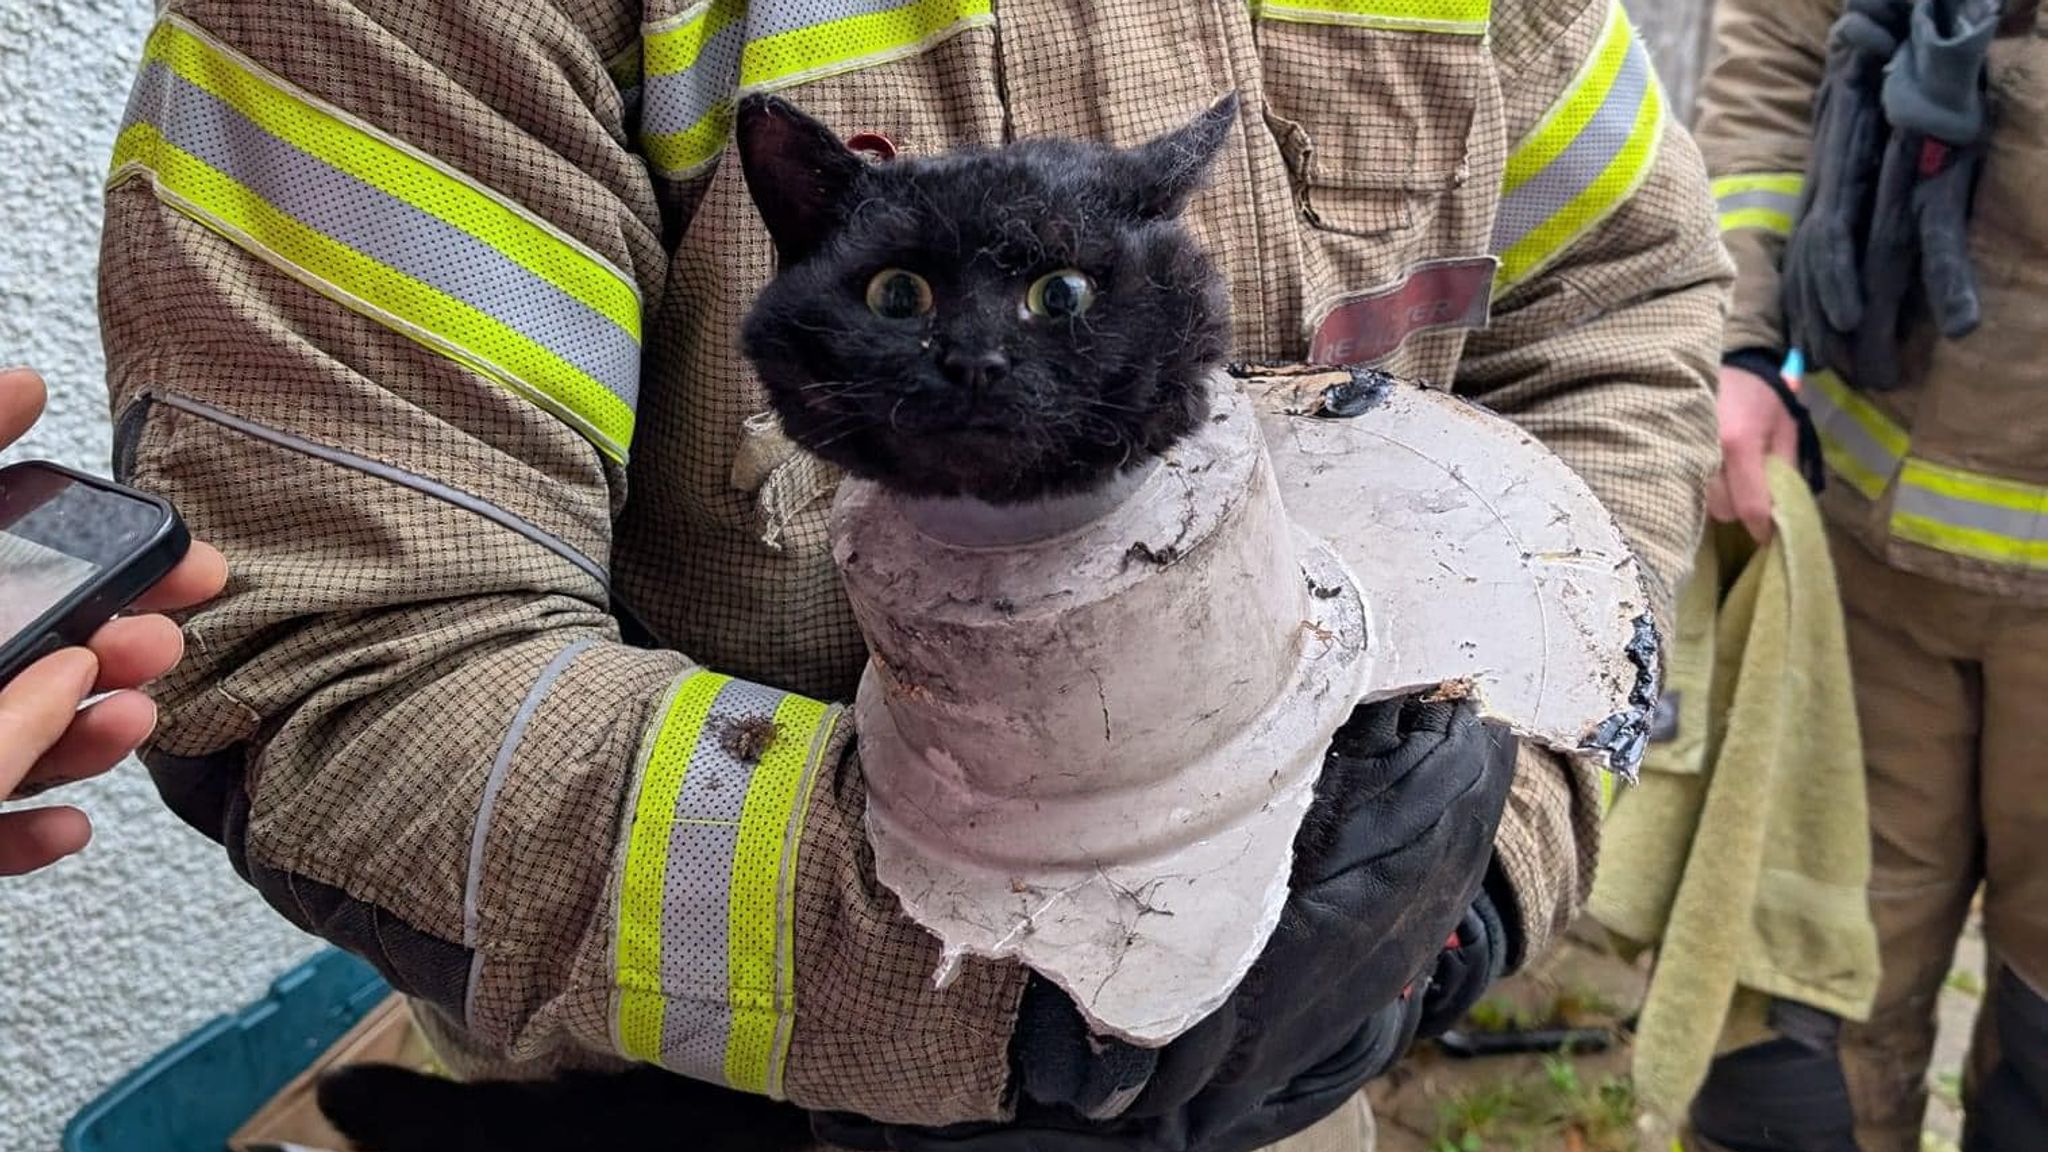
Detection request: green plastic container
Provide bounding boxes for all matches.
[61,948,390,1152]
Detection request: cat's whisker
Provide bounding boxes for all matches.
[806,418,879,452]
[1084,396,1150,414]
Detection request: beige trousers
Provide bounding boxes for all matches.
[1827,530,2048,1152]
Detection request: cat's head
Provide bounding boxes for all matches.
[736,93,1237,505]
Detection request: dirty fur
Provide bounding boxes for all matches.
[312,95,1238,1152]
[738,92,1237,504]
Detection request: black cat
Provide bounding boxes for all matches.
[313,92,1239,1152]
[738,91,1236,504]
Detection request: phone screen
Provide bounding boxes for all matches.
[0,471,168,642]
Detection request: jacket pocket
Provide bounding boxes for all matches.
[1256,19,1481,240]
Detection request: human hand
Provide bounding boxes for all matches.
[814,694,1519,1152]
[1706,364,1801,545]
[0,366,226,875]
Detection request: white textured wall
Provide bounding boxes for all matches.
[0,3,320,1150]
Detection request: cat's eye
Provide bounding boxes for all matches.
[1026,270,1097,319]
[866,269,933,319]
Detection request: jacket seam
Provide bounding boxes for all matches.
[150,391,612,594]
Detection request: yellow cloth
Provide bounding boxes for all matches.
[1588,458,1879,1122]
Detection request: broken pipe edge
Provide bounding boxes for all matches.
[1248,362,1664,784]
[1578,611,1662,781]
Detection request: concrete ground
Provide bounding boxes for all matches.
[1367,916,1990,1152]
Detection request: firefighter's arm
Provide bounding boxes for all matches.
[1691,0,1837,352]
[1448,0,1732,965]
[100,1,1021,1123]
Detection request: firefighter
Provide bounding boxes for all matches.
[97,1,1726,1148]
[1693,0,2048,1147]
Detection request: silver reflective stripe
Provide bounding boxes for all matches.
[642,10,746,141]
[1894,484,2048,541]
[659,676,790,1083]
[641,0,941,140]
[1797,379,1901,492]
[154,393,611,591]
[1490,31,1651,255]
[1716,188,1799,216]
[464,637,598,1026]
[126,61,641,409]
[641,0,992,158]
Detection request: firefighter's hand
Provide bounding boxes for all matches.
[1707,365,1800,546]
[813,695,1518,1152]
[0,367,227,875]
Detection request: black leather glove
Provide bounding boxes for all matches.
[1414,876,1515,1042]
[812,692,1519,1152]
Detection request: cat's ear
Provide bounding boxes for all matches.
[1120,91,1240,219]
[737,95,868,265]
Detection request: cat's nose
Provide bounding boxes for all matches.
[941,348,1009,394]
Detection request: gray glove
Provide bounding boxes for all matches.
[1870,0,1998,346]
[1781,0,1911,381]
[1788,0,1998,391]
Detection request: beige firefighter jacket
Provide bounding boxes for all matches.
[99,0,1727,1126]
[1694,0,2048,600]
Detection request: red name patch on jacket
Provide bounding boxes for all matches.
[1308,257,1497,367]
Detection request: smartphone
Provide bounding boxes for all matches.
[0,461,190,689]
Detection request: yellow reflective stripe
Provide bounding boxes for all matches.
[616,671,729,1063]
[1503,3,1633,198]
[113,17,640,461]
[1892,459,2048,568]
[645,0,741,77]
[1891,513,2048,567]
[111,124,638,460]
[1491,0,1664,297]
[640,0,992,178]
[1710,172,1803,199]
[1248,0,1491,35]
[1717,206,1794,235]
[640,1,743,175]
[642,114,735,177]
[1800,371,1903,499]
[1801,374,2048,570]
[1902,457,2048,512]
[741,0,995,91]
[1809,371,1909,458]
[1712,172,1803,236]
[140,18,640,342]
[1489,1,1664,294]
[724,690,833,1093]
[1819,437,1890,500]
[612,670,842,1095]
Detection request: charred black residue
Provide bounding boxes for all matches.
[1579,612,1662,779]
[1125,540,1180,566]
[1316,367,1394,418]
[1623,614,1659,710]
